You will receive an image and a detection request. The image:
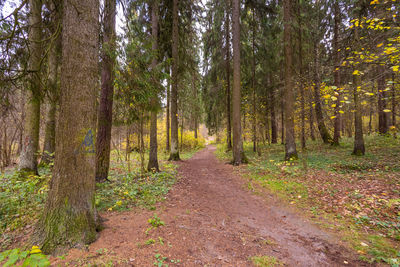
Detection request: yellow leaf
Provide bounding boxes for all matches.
[352,70,360,75]
[377,43,383,48]
[392,65,399,72]
[330,116,336,119]
[30,246,42,254]
[383,109,391,113]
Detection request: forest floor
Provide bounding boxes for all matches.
[51,146,378,267]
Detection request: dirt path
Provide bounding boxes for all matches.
[59,146,373,266]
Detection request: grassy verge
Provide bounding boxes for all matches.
[0,147,203,252]
[216,134,400,265]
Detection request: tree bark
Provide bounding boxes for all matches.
[232,0,245,165]
[252,7,257,153]
[392,72,396,127]
[352,71,365,155]
[313,42,332,144]
[309,88,316,140]
[166,69,170,151]
[352,24,365,156]
[283,0,298,160]
[19,0,42,174]
[147,0,160,172]
[225,3,232,151]
[297,0,305,149]
[42,8,61,165]
[269,76,277,144]
[95,0,116,182]
[169,0,180,161]
[332,0,341,146]
[377,66,388,134]
[34,0,100,253]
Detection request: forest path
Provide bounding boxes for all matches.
[60,146,372,266]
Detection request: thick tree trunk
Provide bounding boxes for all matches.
[19,0,42,174]
[95,0,116,182]
[332,0,341,146]
[313,43,332,144]
[225,5,232,151]
[34,0,100,254]
[283,0,298,160]
[232,0,245,165]
[377,66,389,134]
[169,0,180,161]
[147,0,159,172]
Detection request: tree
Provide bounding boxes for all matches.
[332,0,341,146]
[41,1,61,165]
[34,0,100,253]
[225,0,232,151]
[283,0,298,160]
[232,0,245,165]
[351,12,365,156]
[19,0,42,174]
[169,0,180,161]
[95,0,116,182]
[148,0,160,172]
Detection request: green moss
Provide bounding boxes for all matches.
[35,202,98,255]
[168,152,180,161]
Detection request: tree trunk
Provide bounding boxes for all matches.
[269,84,277,144]
[166,69,170,152]
[392,72,396,127]
[352,71,365,155]
[283,0,298,160]
[232,0,245,165]
[169,0,180,161]
[313,43,332,144]
[95,0,116,182]
[252,7,257,153]
[308,88,316,141]
[377,66,389,134]
[281,94,284,145]
[34,0,100,253]
[297,1,305,149]
[225,4,232,150]
[352,22,365,155]
[42,12,61,165]
[332,0,341,146]
[147,0,159,172]
[19,0,42,174]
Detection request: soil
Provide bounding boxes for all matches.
[54,146,376,266]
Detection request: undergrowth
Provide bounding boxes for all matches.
[216,134,400,265]
[0,146,202,251]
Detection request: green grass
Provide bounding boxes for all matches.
[216,134,400,264]
[0,147,202,251]
[250,255,283,267]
